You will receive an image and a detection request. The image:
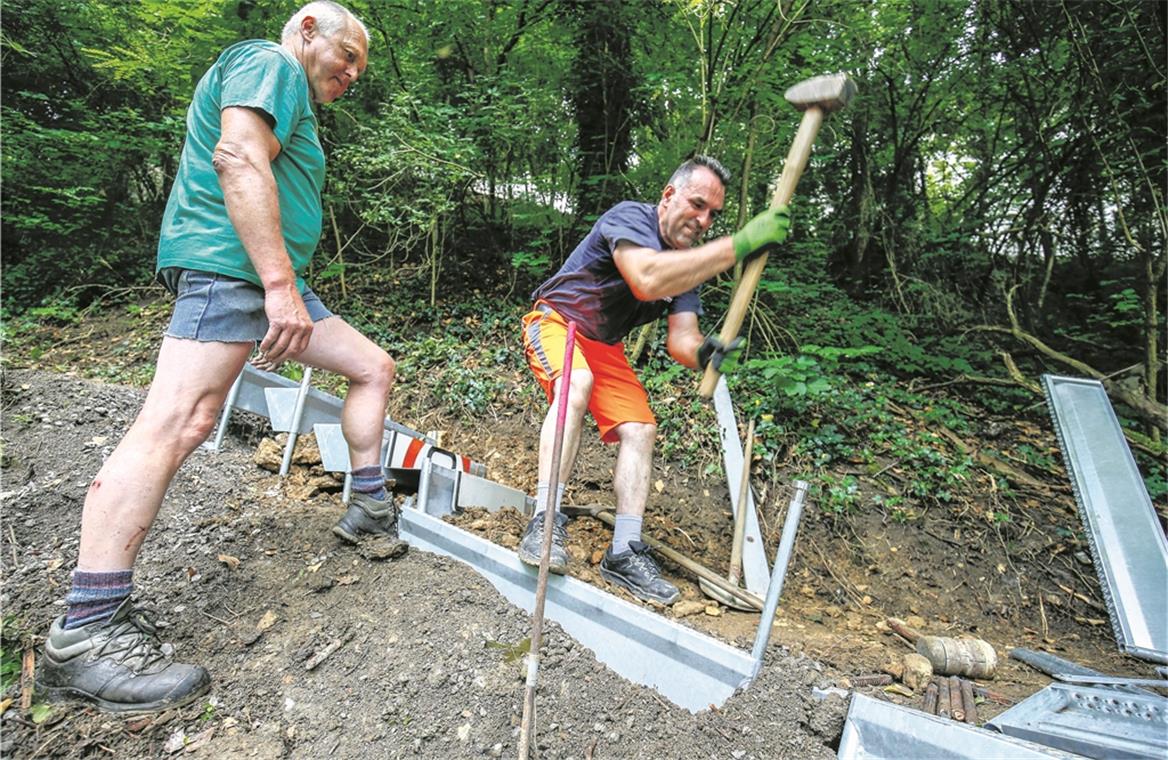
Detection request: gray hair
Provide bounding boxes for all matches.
[281,1,368,44]
[668,155,730,189]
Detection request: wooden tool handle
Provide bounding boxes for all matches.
[728,419,756,585]
[698,107,825,398]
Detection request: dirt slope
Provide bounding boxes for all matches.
[0,303,1156,758]
[1,369,846,759]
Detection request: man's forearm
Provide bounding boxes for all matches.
[615,237,736,302]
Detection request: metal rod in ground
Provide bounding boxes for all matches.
[518,320,577,760]
[280,367,313,476]
[960,678,977,724]
[749,480,808,677]
[211,370,243,452]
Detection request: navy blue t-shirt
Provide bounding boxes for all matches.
[532,201,702,345]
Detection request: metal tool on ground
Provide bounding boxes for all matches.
[699,418,757,610]
[698,73,857,398]
[561,505,764,611]
[748,480,807,678]
[1010,646,1156,695]
[886,617,998,678]
[519,320,576,760]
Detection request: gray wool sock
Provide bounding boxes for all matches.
[611,514,643,555]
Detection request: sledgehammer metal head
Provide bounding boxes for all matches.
[784,73,857,113]
[697,72,857,399]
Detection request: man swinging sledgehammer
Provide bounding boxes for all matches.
[518,156,791,604]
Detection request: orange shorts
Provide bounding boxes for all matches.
[522,303,655,443]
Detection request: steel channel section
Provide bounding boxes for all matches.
[987,682,1168,759]
[401,473,756,712]
[839,694,1086,760]
[1042,375,1168,664]
[712,377,770,595]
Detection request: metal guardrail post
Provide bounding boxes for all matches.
[750,480,808,677]
[279,367,313,476]
[208,370,244,452]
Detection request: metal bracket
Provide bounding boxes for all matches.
[399,501,756,712]
[712,376,769,595]
[840,694,1084,759]
[987,682,1168,759]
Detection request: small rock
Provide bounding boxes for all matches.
[359,538,409,561]
[703,605,723,617]
[672,600,706,618]
[456,723,471,742]
[902,653,932,691]
[811,686,849,701]
[732,751,747,759]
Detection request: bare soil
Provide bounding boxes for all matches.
[0,303,1156,759]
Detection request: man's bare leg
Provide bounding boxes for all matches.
[599,420,678,604]
[537,368,594,492]
[78,338,253,571]
[518,368,593,572]
[296,316,395,470]
[41,337,249,712]
[295,316,396,541]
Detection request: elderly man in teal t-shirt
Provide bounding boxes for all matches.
[37,2,395,714]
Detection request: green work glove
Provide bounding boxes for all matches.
[731,204,791,262]
[697,335,744,374]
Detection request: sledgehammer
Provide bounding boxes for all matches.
[699,73,857,398]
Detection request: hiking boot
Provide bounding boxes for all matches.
[599,540,680,605]
[37,599,210,714]
[332,491,397,544]
[517,511,569,574]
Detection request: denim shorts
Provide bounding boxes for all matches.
[165,269,333,343]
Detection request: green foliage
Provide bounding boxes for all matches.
[0,616,26,692]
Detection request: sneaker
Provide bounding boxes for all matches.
[37,599,210,714]
[517,511,569,574]
[333,491,397,543]
[599,540,680,605]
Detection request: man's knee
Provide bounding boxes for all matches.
[136,395,222,454]
[349,348,395,392]
[617,421,657,447]
[556,369,593,408]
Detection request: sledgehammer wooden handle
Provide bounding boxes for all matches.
[699,74,856,399]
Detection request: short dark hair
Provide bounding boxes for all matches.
[668,155,730,189]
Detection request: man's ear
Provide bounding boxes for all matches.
[660,184,676,205]
[300,15,318,40]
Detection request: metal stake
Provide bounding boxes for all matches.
[209,370,244,452]
[749,480,808,677]
[279,367,313,476]
[519,320,577,759]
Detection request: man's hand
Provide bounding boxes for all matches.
[697,335,744,374]
[258,283,313,365]
[731,204,791,262]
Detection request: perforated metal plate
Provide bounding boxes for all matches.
[1042,375,1168,664]
[987,682,1168,759]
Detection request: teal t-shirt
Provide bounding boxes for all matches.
[156,40,324,292]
